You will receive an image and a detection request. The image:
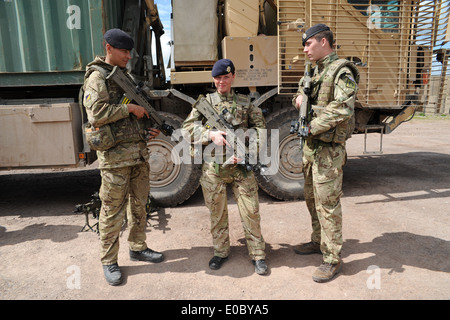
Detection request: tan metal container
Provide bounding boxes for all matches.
[224,0,259,36]
[0,103,82,168]
[222,35,278,87]
[172,0,218,65]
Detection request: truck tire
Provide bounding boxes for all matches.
[255,107,304,201]
[148,112,202,207]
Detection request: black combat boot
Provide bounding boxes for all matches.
[253,259,268,275]
[208,256,228,270]
[129,248,164,263]
[103,263,122,286]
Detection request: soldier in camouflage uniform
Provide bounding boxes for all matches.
[82,29,164,286]
[182,59,268,275]
[292,24,359,282]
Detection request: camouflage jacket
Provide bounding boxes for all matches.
[82,56,149,169]
[293,52,359,144]
[182,90,266,164]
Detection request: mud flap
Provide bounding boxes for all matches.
[385,105,416,134]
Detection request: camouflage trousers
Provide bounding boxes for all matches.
[302,140,346,264]
[98,162,150,265]
[200,162,266,260]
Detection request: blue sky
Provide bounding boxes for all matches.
[155,0,172,35]
[154,0,172,73]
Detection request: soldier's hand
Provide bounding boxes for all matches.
[147,128,160,140]
[233,155,243,164]
[209,130,230,147]
[295,95,303,110]
[128,103,149,119]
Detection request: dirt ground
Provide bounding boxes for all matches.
[0,117,449,303]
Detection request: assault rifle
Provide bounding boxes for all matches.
[107,66,174,137]
[290,62,313,150]
[194,96,268,178]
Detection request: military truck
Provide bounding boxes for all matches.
[1,0,449,207]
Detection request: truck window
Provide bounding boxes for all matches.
[347,0,400,33]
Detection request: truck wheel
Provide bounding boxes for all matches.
[256,107,304,200]
[148,112,201,207]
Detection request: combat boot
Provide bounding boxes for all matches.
[293,241,321,255]
[253,259,268,275]
[312,260,342,283]
[209,256,228,270]
[103,263,122,286]
[130,248,164,263]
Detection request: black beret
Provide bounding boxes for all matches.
[302,24,331,46]
[104,28,134,50]
[212,59,235,77]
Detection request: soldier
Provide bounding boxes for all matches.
[182,59,268,275]
[292,24,359,282]
[82,28,164,286]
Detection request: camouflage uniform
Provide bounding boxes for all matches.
[82,56,151,265]
[293,51,359,264]
[182,90,266,260]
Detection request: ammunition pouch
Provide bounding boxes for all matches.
[84,123,116,151]
[310,57,359,145]
[315,120,349,144]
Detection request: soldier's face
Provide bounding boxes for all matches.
[106,44,132,68]
[213,73,235,95]
[303,37,327,62]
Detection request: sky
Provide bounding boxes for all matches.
[154,0,172,34]
[154,0,172,74]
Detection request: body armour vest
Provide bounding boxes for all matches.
[203,91,252,162]
[310,57,360,144]
[206,91,251,129]
[82,63,147,147]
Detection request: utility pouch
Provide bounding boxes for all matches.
[84,123,116,151]
[317,128,335,143]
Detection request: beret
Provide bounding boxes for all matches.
[212,59,235,77]
[104,28,134,50]
[302,24,331,46]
